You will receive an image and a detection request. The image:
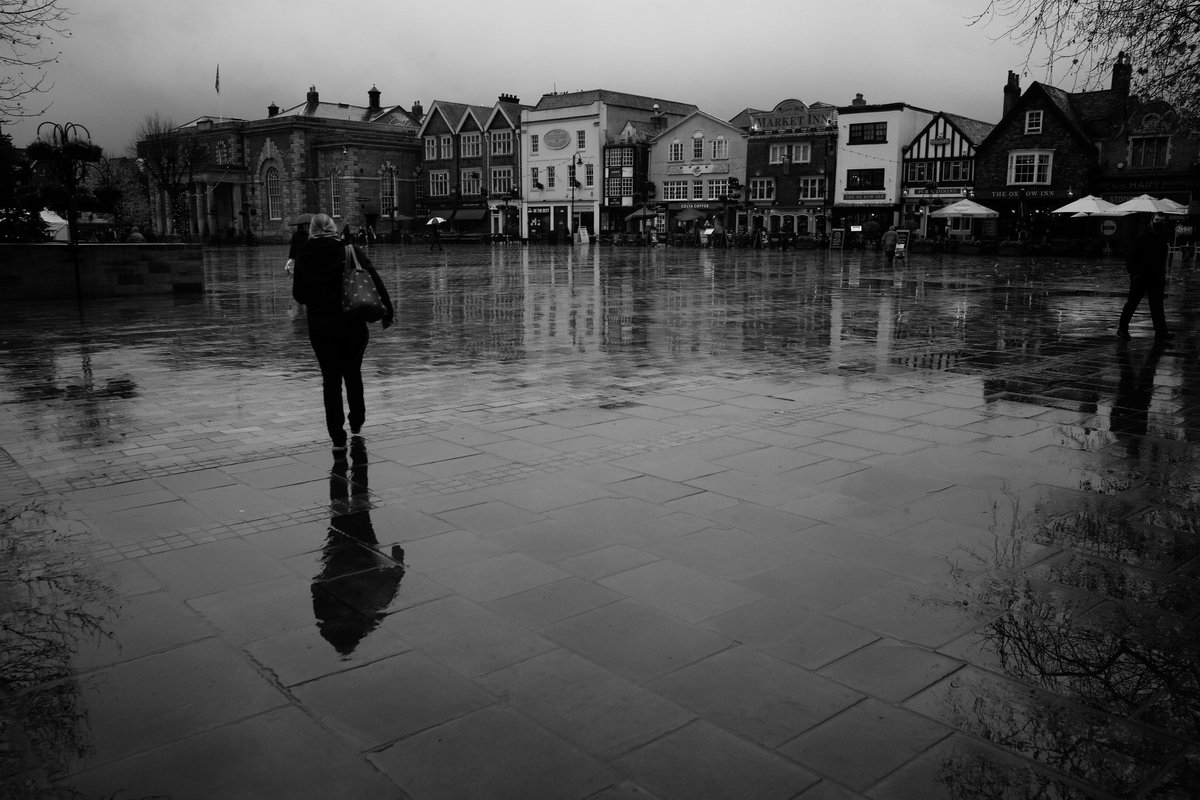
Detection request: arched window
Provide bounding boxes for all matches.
[692,131,704,160]
[264,166,282,220]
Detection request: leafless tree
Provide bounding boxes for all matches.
[0,0,73,124]
[971,0,1200,116]
[131,112,201,240]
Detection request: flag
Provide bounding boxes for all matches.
[215,64,220,94]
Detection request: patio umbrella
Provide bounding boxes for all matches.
[1111,194,1187,215]
[675,209,707,221]
[929,199,999,218]
[1050,195,1120,216]
[625,207,657,220]
[426,216,447,225]
[1159,197,1189,215]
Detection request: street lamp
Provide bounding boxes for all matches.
[568,153,583,242]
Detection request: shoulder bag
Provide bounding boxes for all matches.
[342,245,386,322]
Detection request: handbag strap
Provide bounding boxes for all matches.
[345,244,363,271]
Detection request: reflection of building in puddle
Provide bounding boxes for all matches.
[311,438,405,656]
[1,501,114,794]
[921,488,1200,796]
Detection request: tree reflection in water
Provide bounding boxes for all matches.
[925,488,1200,797]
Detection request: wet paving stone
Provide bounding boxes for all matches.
[2,243,1199,798]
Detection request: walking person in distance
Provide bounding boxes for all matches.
[1117,213,1174,342]
[292,213,394,453]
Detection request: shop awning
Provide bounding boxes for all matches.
[454,208,487,221]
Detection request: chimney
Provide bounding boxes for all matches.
[411,100,424,119]
[368,85,381,112]
[1004,71,1021,117]
[851,93,866,106]
[498,93,520,104]
[267,101,279,118]
[651,103,666,131]
[306,86,319,107]
[1111,51,1132,96]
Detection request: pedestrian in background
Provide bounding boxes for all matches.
[1117,213,1174,341]
[293,213,394,453]
[429,221,442,251]
[882,225,898,260]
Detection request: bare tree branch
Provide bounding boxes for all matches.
[0,0,74,124]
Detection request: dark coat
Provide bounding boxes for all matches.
[1126,225,1170,277]
[293,235,394,324]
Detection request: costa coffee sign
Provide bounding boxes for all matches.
[544,129,571,150]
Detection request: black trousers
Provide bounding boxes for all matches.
[1118,272,1168,335]
[307,316,369,444]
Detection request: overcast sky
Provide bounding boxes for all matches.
[6,0,1074,154]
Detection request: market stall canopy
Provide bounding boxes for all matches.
[929,199,999,218]
[1050,195,1122,216]
[1111,194,1188,215]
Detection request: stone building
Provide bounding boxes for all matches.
[139,86,424,242]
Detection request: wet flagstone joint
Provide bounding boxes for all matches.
[1,243,1198,799]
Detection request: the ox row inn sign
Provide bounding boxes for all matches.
[751,100,837,132]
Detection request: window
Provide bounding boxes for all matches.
[216,141,230,165]
[380,169,395,215]
[530,134,539,154]
[491,167,513,195]
[547,166,555,189]
[330,172,341,217]
[429,170,449,196]
[692,132,704,160]
[265,167,282,220]
[669,140,683,162]
[585,163,594,187]
[846,169,884,190]
[577,130,586,150]
[1007,150,1052,184]
[692,180,703,199]
[904,160,936,183]
[749,178,775,200]
[770,143,811,164]
[1024,110,1043,135]
[707,178,728,199]
[425,137,438,159]
[662,180,688,200]
[461,133,481,158]
[461,170,481,196]
[531,167,541,189]
[941,159,973,182]
[439,135,452,159]
[1130,136,1169,167]
[711,136,728,160]
[490,130,513,156]
[848,122,887,144]
[606,176,634,196]
[606,148,634,167]
[799,177,825,199]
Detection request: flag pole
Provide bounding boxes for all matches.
[216,64,222,123]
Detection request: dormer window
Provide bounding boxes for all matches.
[1024,110,1043,134]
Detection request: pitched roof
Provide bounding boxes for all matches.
[939,112,995,145]
[534,89,696,116]
[272,100,418,129]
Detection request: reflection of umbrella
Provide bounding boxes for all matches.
[427,216,447,225]
[675,209,707,221]
[930,199,999,218]
[1051,195,1120,216]
[1111,194,1187,215]
[625,207,657,220]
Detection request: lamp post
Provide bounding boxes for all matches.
[568,153,583,242]
[31,122,102,308]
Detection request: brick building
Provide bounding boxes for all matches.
[973,54,1199,242]
[139,86,424,242]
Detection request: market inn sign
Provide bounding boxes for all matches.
[750,99,837,132]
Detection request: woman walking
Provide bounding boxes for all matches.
[293,213,394,452]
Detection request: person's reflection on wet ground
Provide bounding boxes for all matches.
[311,436,406,655]
[1111,340,1166,459]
